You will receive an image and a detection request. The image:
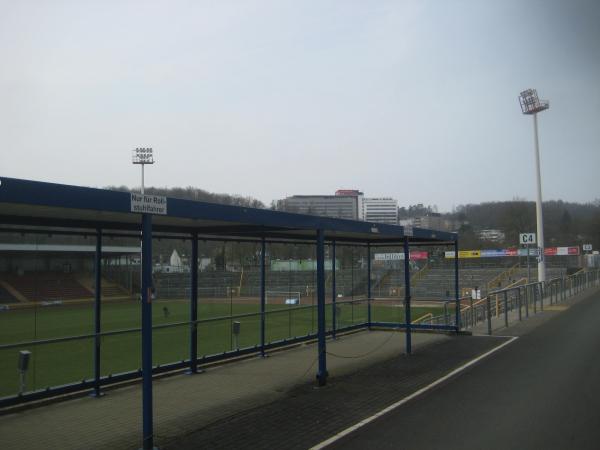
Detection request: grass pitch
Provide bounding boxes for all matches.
[0,299,443,397]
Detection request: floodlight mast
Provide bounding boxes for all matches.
[519,89,549,283]
[132,148,154,195]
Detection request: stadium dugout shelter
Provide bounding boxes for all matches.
[0,177,459,450]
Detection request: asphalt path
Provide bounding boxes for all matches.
[327,288,600,450]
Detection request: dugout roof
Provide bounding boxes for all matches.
[0,177,456,244]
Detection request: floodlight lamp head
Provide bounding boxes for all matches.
[519,89,549,115]
[132,147,154,164]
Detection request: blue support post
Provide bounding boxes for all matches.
[403,237,412,355]
[260,237,266,357]
[316,229,328,386]
[189,234,198,373]
[92,228,102,397]
[367,243,372,327]
[331,241,337,339]
[454,240,460,331]
[140,214,155,450]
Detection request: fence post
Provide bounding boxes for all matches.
[331,241,337,339]
[189,233,199,372]
[260,237,266,357]
[316,229,327,386]
[140,213,154,450]
[533,284,537,314]
[454,239,460,331]
[540,283,544,311]
[503,290,508,328]
[517,287,522,321]
[486,296,492,335]
[470,296,474,327]
[92,228,102,397]
[403,237,412,354]
[367,243,372,328]
[525,285,529,318]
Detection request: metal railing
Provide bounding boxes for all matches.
[456,268,600,335]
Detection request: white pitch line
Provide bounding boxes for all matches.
[309,336,519,450]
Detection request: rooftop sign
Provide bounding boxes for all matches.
[130,193,167,215]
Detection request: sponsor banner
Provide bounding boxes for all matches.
[374,253,403,261]
[481,249,508,258]
[411,251,428,260]
[458,250,481,259]
[543,247,580,256]
[518,248,539,257]
[374,251,429,261]
[445,247,580,259]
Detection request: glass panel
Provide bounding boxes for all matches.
[101,331,141,376]
[0,338,93,397]
[153,325,189,366]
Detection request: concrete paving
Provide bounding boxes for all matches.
[329,286,600,450]
[0,329,446,450]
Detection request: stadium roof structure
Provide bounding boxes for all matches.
[0,176,460,449]
[0,177,456,244]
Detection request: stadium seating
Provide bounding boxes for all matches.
[1,272,93,302]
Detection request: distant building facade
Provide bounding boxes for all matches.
[277,194,360,220]
[401,214,459,232]
[278,190,399,225]
[362,198,398,225]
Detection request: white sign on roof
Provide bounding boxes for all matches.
[131,193,167,215]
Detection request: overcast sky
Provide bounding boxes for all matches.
[1,0,598,211]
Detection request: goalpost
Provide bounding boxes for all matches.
[265,290,302,305]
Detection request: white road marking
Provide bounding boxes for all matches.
[309,336,519,450]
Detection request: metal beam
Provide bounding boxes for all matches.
[454,240,460,332]
[260,237,266,357]
[140,214,154,450]
[403,237,412,354]
[92,228,102,397]
[189,233,198,373]
[316,229,328,386]
[331,241,337,338]
[367,243,372,327]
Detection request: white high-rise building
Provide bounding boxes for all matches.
[362,198,398,225]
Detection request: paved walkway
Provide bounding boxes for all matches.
[328,287,600,450]
[0,329,446,450]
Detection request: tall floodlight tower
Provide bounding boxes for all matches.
[132,148,154,195]
[519,89,549,282]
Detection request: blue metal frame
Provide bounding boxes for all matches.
[0,177,456,243]
[454,240,460,331]
[92,228,102,397]
[141,214,154,450]
[316,229,327,386]
[0,176,461,448]
[403,237,412,354]
[260,237,266,357]
[367,243,372,327]
[189,234,199,373]
[331,241,337,339]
